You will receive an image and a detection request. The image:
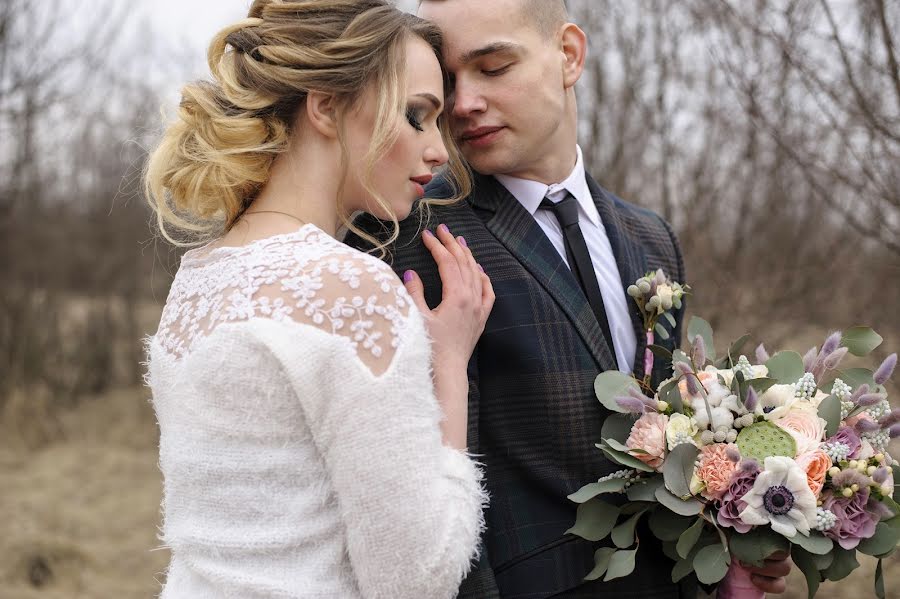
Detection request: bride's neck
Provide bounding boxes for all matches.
[250,142,344,237]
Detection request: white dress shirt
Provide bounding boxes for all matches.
[495,146,637,373]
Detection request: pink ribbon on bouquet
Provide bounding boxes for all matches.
[716,560,764,599]
[643,330,654,378]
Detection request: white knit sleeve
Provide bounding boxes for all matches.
[249,252,487,599]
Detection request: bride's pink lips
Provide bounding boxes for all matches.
[410,173,433,198]
[459,126,505,148]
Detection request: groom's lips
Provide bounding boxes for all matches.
[459,126,505,148]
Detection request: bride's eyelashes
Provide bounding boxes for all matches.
[405,106,425,132]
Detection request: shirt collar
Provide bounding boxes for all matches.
[494,145,599,227]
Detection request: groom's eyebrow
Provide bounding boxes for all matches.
[459,41,523,64]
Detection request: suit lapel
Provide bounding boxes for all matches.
[470,174,618,372]
[585,175,650,378]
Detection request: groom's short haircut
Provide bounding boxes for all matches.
[419,0,569,38]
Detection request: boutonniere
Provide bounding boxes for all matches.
[627,269,690,389]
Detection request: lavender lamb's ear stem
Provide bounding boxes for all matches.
[822,331,842,356]
[889,423,900,439]
[881,409,900,428]
[850,384,870,405]
[615,396,648,414]
[691,335,707,367]
[823,346,849,370]
[744,386,759,413]
[755,343,770,363]
[856,393,886,407]
[803,346,818,372]
[874,353,897,385]
[854,418,881,434]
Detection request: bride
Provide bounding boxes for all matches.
[142,1,493,597]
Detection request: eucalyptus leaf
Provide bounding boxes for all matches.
[648,508,695,541]
[671,537,704,583]
[818,394,842,438]
[676,517,705,559]
[648,344,673,360]
[603,549,638,582]
[612,509,647,548]
[655,322,671,341]
[841,326,883,357]
[726,334,752,366]
[605,438,633,453]
[662,539,680,562]
[687,316,716,362]
[660,379,684,413]
[791,546,822,599]
[858,522,900,556]
[765,351,805,384]
[584,547,617,581]
[820,367,876,393]
[822,547,859,581]
[747,377,778,396]
[595,371,640,414]
[568,478,629,503]
[626,476,664,502]
[693,543,730,584]
[654,486,702,516]
[673,349,690,366]
[664,311,677,328]
[728,527,790,567]
[567,498,620,541]
[789,532,833,555]
[662,443,699,499]
[597,444,655,472]
[601,413,638,445]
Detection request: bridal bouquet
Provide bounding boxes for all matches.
[569,272,899,598]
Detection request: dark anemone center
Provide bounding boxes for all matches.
[763,406,776,414]
[763,485,795,515]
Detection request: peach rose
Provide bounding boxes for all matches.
[626,412,669,469]
[677,370,717,401]
[796,450,831,496]
[696,443,738,500]
[774,408,826,456]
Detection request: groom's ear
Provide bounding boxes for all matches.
[305,90,340,138]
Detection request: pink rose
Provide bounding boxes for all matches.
[774,408,826,455]
[626,412,668,469]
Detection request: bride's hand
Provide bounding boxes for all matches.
[402,224,494,450]
[403,223,494,369]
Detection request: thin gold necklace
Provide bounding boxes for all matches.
[243,209,308,226]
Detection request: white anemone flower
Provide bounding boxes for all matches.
[755,384,798,420]
[738,456,817,538]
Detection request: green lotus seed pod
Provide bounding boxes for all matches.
[736,421,797,462]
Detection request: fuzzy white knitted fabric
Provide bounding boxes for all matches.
[145,224,486,599]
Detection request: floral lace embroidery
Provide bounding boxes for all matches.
[155,225,413,369]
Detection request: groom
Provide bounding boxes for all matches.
[349,1,790,597]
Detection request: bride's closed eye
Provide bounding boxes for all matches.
[406,106,425,132]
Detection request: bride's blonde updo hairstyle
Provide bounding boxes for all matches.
[144,0,469,250]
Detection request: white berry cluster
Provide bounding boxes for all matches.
[813,507,837,531]
[599,469,641,488]
[867,398,891,421]
[863,430,891,453]
[735,355,754,381]
[794,373,817,401]
[821,441,851,463]
[831,378,852,400]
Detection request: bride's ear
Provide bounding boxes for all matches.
[305,91,340,138]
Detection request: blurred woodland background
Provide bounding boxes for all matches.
[1,0,898,597]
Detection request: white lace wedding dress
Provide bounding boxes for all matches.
[145,224,486,599]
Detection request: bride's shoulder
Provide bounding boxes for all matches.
[157,225,418,373]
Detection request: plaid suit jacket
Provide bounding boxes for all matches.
[347,171,691,599]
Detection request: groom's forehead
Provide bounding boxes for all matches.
[418,0,567,37]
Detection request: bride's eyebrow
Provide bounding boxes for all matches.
[412,93,442,111]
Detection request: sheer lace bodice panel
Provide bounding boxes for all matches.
[155,224,415,376]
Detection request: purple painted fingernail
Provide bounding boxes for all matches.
[423,229,434,237]
[438,223,449,234]
[403,270,415,283]
[477,264,484,273]
[458,236,467,247]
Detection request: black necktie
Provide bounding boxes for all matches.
[540,194,614,346]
